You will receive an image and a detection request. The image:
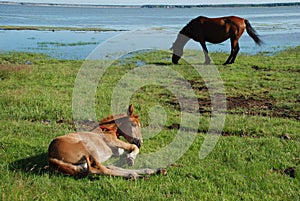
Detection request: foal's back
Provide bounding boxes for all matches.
[48,132,115,166]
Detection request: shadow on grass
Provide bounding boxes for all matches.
[148,61,173,66]
[10,153,49,175]
[9,153,130,180]
[9,152,159,180]
[10,153,94,179]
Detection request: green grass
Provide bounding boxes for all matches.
[0,47,299,200]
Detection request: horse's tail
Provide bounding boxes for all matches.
[245,19,263,46]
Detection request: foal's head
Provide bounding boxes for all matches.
[100,105,142,148]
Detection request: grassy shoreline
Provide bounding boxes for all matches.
[0,47,299,200]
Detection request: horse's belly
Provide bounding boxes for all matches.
[206,35,229,44]
[203,26,229,44]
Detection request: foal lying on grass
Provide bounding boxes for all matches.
[48,105,166,178]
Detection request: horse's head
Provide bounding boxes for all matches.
[114,105,142,148]
[170,33,190,64]
[171,42,183,64]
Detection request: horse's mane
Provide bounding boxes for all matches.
[180,16,203,37]
[99,113,128,125]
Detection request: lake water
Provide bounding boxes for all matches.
[1,4,300,59]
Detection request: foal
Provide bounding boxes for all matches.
[48,105,165,178]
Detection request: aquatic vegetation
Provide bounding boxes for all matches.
[37,41,98,47]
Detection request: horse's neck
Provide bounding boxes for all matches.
[176,33,190,47]
[91,126,102,133]
[91,114,127,135]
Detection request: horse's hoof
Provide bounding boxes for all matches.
[127,157,134,166]
[128,173,141,180]
[144,169,155,174]
[157,168,167,175]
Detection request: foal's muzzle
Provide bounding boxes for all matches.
[132,138,142,148]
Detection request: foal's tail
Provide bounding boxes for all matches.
[245,19,263,46]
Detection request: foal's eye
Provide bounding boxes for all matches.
[131,122,137,127]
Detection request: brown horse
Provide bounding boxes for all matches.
[171,16,262,65]
[48,105,165,178]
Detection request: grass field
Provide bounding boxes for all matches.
[0,47,299,200]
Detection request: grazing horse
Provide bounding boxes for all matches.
[48,105,165,178]
[171,16,262,65]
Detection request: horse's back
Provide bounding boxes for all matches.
[196,16,244,24]
[48,132,113,164]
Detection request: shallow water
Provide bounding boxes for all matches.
[1,4,300,59]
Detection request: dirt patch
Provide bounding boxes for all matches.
[226,95,299,120]
[0,64,32,80]
[271,167,297,178]
[189,80,208,92]
[167,94,299,120]
[227,95,273,112]
[0,64,31,72]
[197,95,274,114]
[251,65,270,71]
[229,95,297,119]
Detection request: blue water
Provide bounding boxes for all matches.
[1,4,300,59]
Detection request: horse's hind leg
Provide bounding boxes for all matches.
[230,43,240,64]
[48,158,88,176]
[224,39,240,65]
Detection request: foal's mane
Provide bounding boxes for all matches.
[99,113,128,125]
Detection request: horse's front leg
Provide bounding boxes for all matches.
[107,165,167,179]
[112,139,140,166]
[89,159,141,178]
[200,41,211,64]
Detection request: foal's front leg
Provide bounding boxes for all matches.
[107,166,167,178]
[113,139,140,166]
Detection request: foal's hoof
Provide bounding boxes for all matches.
[127,157,134,166]
[128,173,140,180]
[77,162,88,172]
[157,168,167,175]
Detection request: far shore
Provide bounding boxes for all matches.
[0,1,299,8]
[0,25,127,32]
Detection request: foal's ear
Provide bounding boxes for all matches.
[128,104,134,116]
